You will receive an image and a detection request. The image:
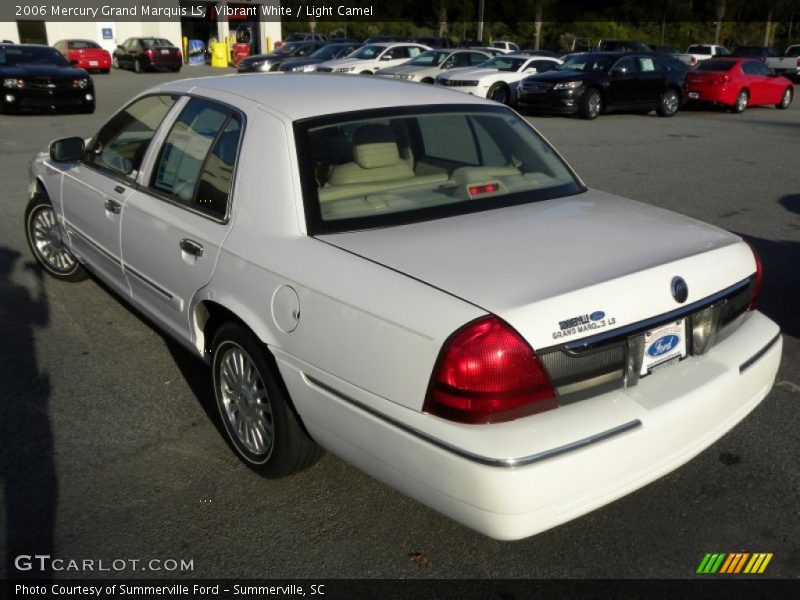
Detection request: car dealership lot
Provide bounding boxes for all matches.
[1,66,798,578]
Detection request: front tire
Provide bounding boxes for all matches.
[487,82,511,105]
[211,323,323,477]
[656,88,680,117]
[732,89,748,113]
[776,87,793,109]
[25,195,87,282]
[579,88,602,119]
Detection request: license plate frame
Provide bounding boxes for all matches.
[688,92,700,99]
[89,60,99,66]
[640,319,687,376]
[161,49,170,55]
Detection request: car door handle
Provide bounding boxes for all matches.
[104,199,121,214]
[114,185,126,194]
[179,239,204,257]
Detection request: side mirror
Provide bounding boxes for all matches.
[50,137,85,162]
[116,45,125,51]
[610,67,625,77]
[70,59,80,66]
[525,67,538,73]
[380,54,393,61]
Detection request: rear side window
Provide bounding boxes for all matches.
[152,98,242,219]
[88,94,177,178]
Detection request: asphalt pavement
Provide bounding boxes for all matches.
[1,66,798,580]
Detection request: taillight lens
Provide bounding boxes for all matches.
[424,316,558,424]
[746,242,763,311]
[145,49,153,58]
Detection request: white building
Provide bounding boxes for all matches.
[0,1,282,58]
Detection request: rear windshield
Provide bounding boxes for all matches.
[68,40,101,49]
[0,46,69,66]
[141,39,173,48]
[785,46,800,57]
[295,105,583,233]
[694,60,736,72]
[687,45,712,54]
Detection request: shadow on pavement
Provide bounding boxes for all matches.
[0,247,57,580]
[739,229,800,342]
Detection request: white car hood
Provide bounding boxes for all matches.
[319,190,751,349]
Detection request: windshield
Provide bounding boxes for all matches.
[0,46,70,67]
[556,54,614,72]
[787,46,800,57]
[408,50,449,67]
[295,106,582,234]
[311,44,352,59]
[350,45,387,60]
[481,56,526,71]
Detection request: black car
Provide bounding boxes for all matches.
[517,52,686,119]
[279,41,362,72]
[0,43,95,114]
[112,38,182,73]
[237,41,326,73]
[731,46,777,61]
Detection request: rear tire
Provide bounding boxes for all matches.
[732,89,748,113]
[776,87,792,109]
[211,323,323,477]
[134,59,143,73]
[656,88,680,117]
[24,195,87,282]
[579,88,602,119]
[112,56,119,69]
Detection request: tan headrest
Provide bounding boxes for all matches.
[352,124,401,169]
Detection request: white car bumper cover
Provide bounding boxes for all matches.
[276,310,780,540]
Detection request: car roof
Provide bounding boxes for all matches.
[155,73,492,121]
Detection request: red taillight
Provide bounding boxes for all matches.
[424,316,558,424]
[691,56,697,65]
[176,49,182,58]
[468,183,499,197]
[145,49,154,58]
[745,242,763,311]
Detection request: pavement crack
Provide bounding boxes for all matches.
[775,380,800,395]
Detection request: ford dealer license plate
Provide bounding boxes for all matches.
[640,319,687,376]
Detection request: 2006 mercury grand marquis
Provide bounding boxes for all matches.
[24,74,781,540]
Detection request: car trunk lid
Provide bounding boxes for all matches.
[318,190,753,351]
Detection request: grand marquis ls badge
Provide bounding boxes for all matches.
[671,276,688,304]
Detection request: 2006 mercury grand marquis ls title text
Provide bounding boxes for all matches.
[24,74,780,540]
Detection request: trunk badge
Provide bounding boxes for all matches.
[671,276,688,304]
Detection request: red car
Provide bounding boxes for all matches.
[686,57,793,113]
[53,39,112,73]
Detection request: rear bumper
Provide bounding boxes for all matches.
[686,84,736,106]
[276,310,780,540]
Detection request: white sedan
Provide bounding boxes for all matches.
[25,74,780,540]
[315,42,429,75]
[435,54,562,104]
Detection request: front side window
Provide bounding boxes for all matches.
[87,95,177,178]
[296,106,582,233]
[351,45,386,60]
[152,99,242,218]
